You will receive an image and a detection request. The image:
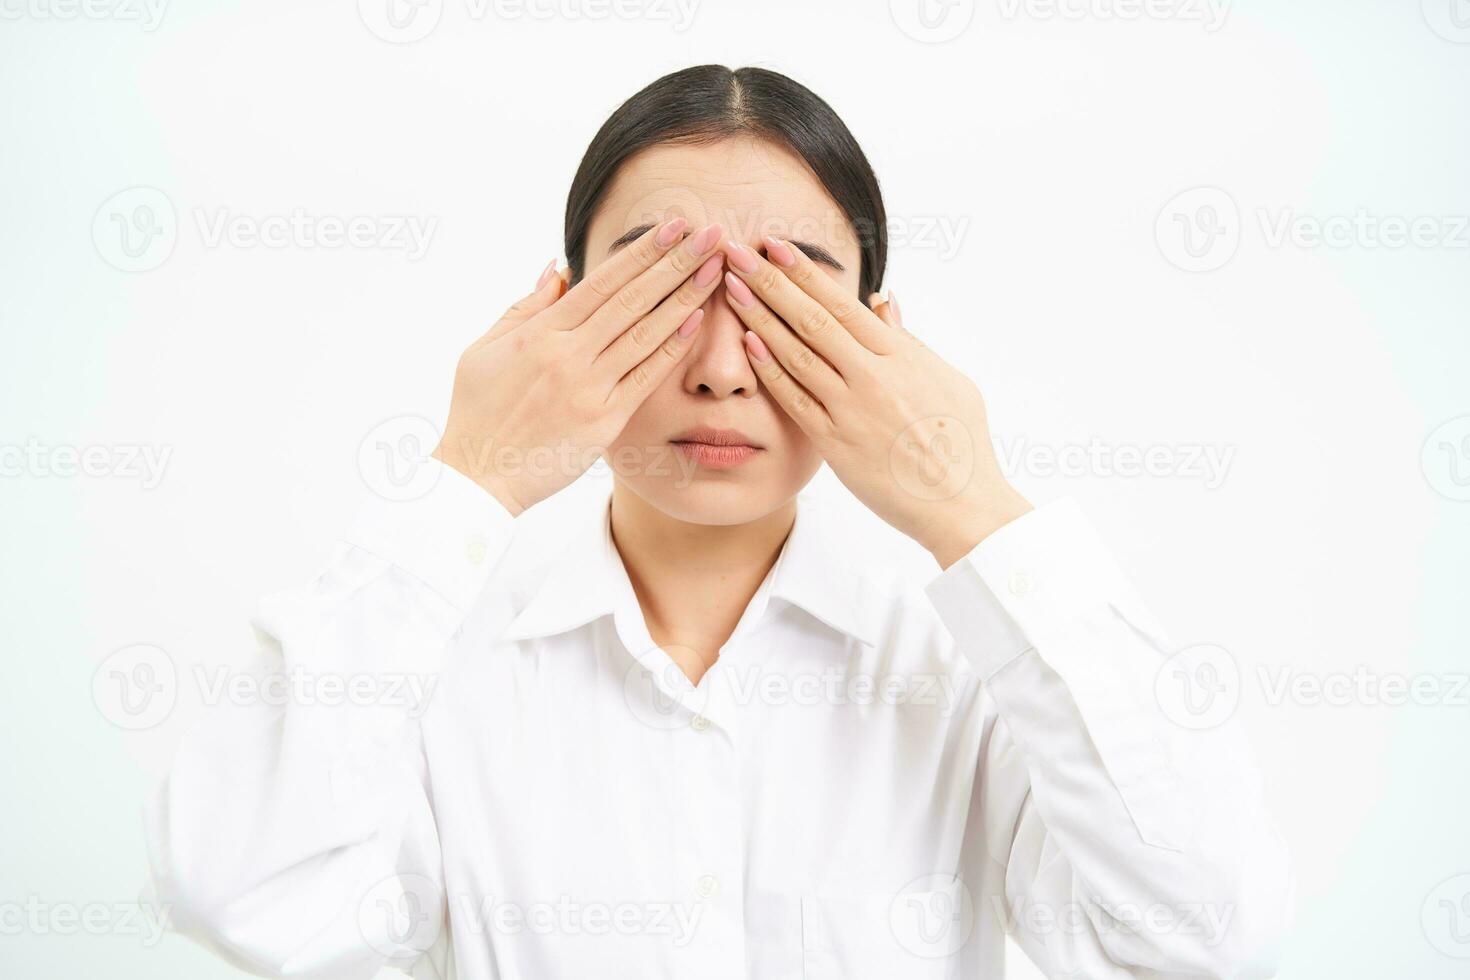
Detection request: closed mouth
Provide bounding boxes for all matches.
[669,427,764,469]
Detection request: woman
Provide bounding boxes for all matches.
[145,65,1291,979]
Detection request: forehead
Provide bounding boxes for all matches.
[589,136,859,257]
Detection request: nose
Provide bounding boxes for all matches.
[681,273,759,399]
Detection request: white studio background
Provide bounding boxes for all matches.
[2,0,1468,977]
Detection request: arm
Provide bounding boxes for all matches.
[718,240,1292,977]
[145,220,729,976]
[925,499,1293,978]
[143,460,514,977]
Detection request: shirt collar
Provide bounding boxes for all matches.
[499,486,878,648]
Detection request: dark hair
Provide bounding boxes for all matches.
[563,65,887,299]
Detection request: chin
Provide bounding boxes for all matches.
[614,454,819,526]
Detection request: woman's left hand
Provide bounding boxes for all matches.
[722,236,1033,570]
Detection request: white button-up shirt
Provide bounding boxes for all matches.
[144,461,1291,979]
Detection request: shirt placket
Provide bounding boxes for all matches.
[666,657,748,980]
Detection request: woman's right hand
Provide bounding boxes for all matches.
[432,218,726,516]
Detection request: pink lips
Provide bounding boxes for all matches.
[669,426,763,470]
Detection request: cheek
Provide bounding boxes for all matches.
[771,408,821,469]
[608,370,679,447]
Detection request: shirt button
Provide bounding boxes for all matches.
[691,714,711,733]
[696,874,720,899]
[1007,569,1033,597]
[466,535,488,566]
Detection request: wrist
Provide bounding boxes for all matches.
[432,438,526,518]
[922,487,1033,571]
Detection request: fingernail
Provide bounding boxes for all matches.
[677,308,704,338]
[887,289,901,320]
[724,271,755,306]
[535,260,557,289]
[655,217,688,247]
[723,240,758,274]
[693,253,724,288]
[743,330,770,363]
[685,223,723,256]
[762,235,796,268]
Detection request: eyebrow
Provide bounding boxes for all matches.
[608,224,847,273]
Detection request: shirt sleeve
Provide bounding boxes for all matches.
[142,459,515,978]
[923,498,1294,979]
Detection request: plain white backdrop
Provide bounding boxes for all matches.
[2,0,1469,976]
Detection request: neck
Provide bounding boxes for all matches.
[609,482,795,684]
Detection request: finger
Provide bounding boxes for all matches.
[722,271,845,407]
[607,304,706,409]
[577,223,725,349]
[549,216,689,327]
[867,291,898,329]
[760,235,900,356]
[595,252,725,382]
[722,240,876,376]
[741,329,833,435]
[478,261,566,346]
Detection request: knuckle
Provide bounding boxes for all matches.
[672,277,702,308]
[628,362,654,392]
[827,296,860,324]
[636,232,665,264]
[666,245,699,275]
[789,387,814,415]
[628,318,655,350]
[754,267,782,294]
[614,284,647,316]
[586,267,619,301]
[798,306,830,337]
[791,345,818,373]
[785,260,817,287]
